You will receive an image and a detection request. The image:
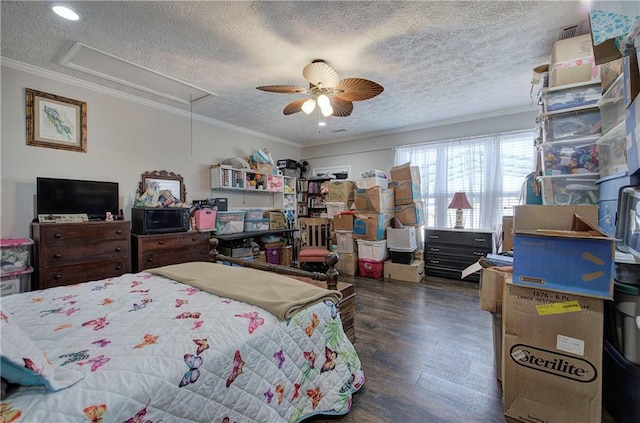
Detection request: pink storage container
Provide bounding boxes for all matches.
[194,208,217,232]
[358,258,384,279]
[266,246,281,265]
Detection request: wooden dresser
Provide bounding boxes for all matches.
[32,221,131,289]
[131,232,210,272]
[425,228,496,282]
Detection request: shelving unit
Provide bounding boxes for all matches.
[210,165,284,193]
[274,176,297,228]
[297,177,331,218]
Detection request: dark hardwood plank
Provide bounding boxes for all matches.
[306,274,617,423]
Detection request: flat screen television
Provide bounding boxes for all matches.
[36,177,119,221]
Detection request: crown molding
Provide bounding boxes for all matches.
[1,57,301,148]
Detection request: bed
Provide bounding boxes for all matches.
[0,241,364,422]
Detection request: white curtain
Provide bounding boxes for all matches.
[394,130,536,230]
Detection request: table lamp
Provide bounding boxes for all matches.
[448,192,472,229]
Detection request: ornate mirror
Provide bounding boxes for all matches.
[139,170,186,204]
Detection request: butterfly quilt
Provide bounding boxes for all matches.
[0,271,364,422]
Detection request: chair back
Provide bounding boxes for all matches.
[299,218,331,250]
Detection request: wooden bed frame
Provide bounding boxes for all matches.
[208,238,356,342]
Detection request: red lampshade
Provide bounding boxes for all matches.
[448,192,472,209]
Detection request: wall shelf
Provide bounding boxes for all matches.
[210,165,284,193]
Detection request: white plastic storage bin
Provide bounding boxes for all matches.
[0,238,33,274]
[541,82,602,113]
[215,211,245,234]
[597,121,628,177]
[540,137,599,175]
[598,75,625,135]
[0,267,33,296]
[386,227,417,251]
[335,230,356,254]
[326,202,347,219]
[356,239,388,261]
[542,107,602,142]
[538,174,599,205]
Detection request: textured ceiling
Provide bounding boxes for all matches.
[0,1,592,147]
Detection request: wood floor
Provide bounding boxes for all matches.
[307,274,617,423]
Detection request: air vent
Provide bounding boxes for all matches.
[331,129,347,133]
[558,25,577,40]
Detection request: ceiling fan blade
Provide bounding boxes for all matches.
[283,98,308,115]
[330,97,353,117]
[256,85,308,94]
[303,61,340,89]
[335,78,384,102]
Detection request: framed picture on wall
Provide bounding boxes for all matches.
[25,88,87,152]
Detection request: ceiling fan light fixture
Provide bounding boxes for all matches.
[52,5,80,21]
[301,99,316,115]
[320,104,333,117]
[317,94,331,108]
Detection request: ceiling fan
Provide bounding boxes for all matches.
[256,60,384,118]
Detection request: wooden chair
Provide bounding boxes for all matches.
[298,217,332,270]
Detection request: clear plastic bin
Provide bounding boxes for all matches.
[215,211,245,234]
[243,209,264,220]
[386,227,417,251]
[598,74,625,135]
[243,219,269,232]
[0,238,33,275]
[541,83,601,113]
[597,121,628,177]
[540,137,599,175]
[538,174,599,205]
[542,107,602,142]
[335,230,356,254]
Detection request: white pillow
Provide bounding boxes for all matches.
[0,313,84,391]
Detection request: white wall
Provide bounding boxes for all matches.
[301,110,538,178]
[1,65,301,238]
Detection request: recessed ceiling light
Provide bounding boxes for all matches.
[52,5,80,21]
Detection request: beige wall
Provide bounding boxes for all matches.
[1,65,301,238]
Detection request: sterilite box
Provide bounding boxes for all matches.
[215,211,245,234]
[386,227,417,251]
[244,209,264,220]
[358,258,384,279]
[0,238,33,274]
[596,121,628,177]
[540,136,599,175]
[539,174,599,205]
[542,107,602,142]
[243,219,269,232]
[541,82,602,113]
[598,74,625,135]
[355,239,388,261]
[335,230,356,254]
[0,267,33,296]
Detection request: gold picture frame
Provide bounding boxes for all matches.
[26,88,87,152]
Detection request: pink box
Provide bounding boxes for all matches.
[194,209,217,232]
[266,246,281,264]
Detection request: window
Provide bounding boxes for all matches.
[394,130,536,230]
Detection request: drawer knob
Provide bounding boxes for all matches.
[54,253,62,259]
[147,258,153,263]
[431,260,440,264]
[191,237,197,242]
[115,264,123,270]
[473,252,484,256]
[475,238,486,242]
[115,230,122,235]
[115,247,121,252]
[54,273,62,280]
[54,233,62,239]
[429,235,439,239]
[430,248,440,252]
[158,240,164,245]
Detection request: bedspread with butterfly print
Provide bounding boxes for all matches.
[0,272,364,423]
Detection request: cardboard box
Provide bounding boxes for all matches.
[333,213,354,231]
[513,205,614,299]
[354,187,395,212]
[502,216,513,252]
[263,211,285,229]
[549,34,600,88]
[335,252,357,276]
[394,201,424,225]
[327,181,355,204]
[353,212,394,241]
[388,180,421,205]
[383,259,424,283]
[390,162,421,182]
[480,267,510,313]
[503,282,603,423]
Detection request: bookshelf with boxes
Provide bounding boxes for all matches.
[297,177,331,218]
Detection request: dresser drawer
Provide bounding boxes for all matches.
[426,230,493,249]
[40,222,129,245]
[138,235,180,251]
[42,259,131,288]
[45,240,129,265]
[140,249,203,271]
[178,232,210,247]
